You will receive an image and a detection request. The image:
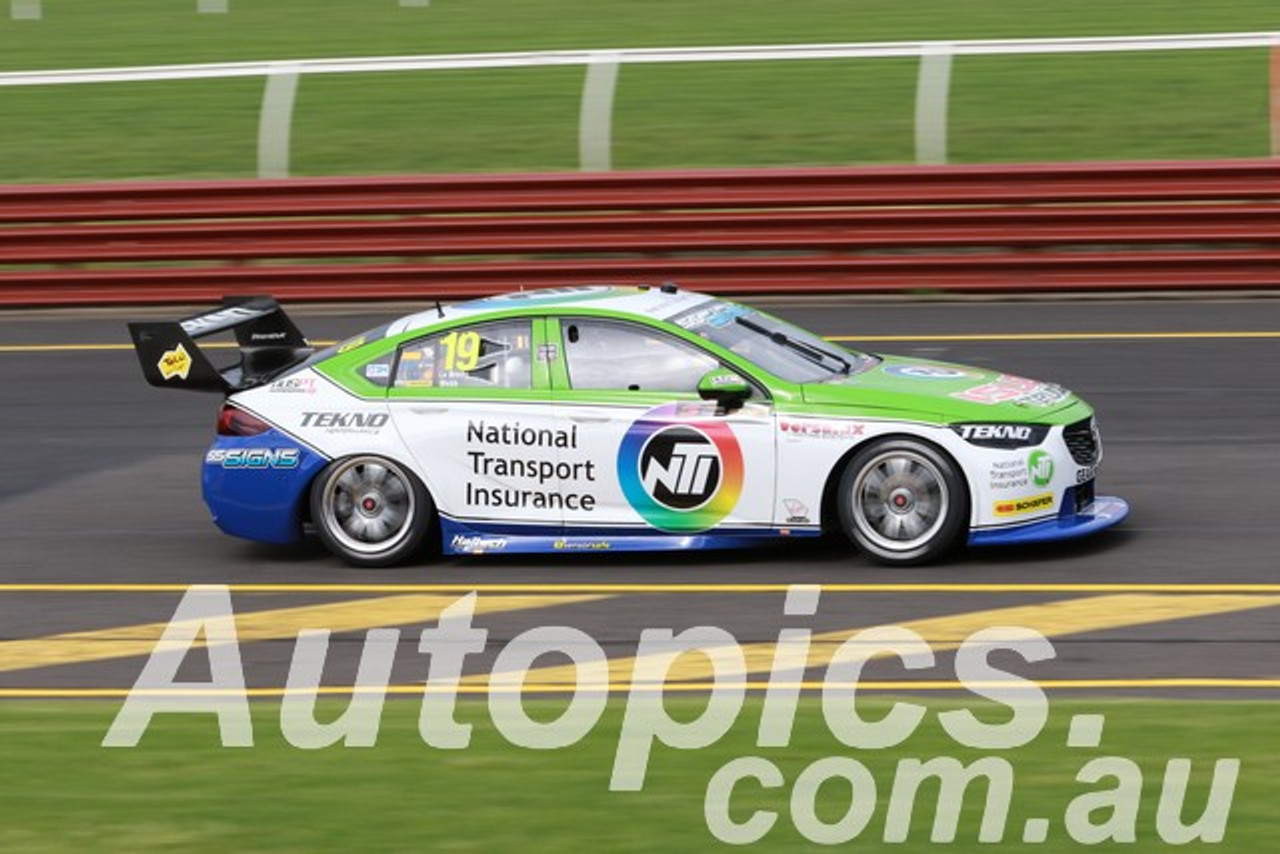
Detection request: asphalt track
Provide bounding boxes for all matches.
[1,296,1278,697]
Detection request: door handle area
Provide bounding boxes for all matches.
[570,415,611,424]
[407,406,449,415]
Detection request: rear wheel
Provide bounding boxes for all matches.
[310,455,432,567]
[837,438,968,566]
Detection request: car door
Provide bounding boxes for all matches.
[387,317,567,545]
[546,316,777,537]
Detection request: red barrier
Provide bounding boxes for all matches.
[1,159,1278,305]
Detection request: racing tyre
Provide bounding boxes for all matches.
[310,455,433,568]
[837,438,968,566]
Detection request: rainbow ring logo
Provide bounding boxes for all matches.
[617,404,744,532]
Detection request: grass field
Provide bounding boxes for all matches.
[0,697,1274,852]
[0,1,1274,181]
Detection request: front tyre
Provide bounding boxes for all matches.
[310,455,432,568]
[837,438,968,566]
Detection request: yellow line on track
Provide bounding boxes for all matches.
[0,592,607,674]
[4,331,1280,354]
[1,678,1276,699]
[3,583,1280,594]
[462,593,1280,688]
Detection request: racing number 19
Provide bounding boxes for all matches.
[439,330,481,372]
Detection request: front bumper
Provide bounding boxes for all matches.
[967,495,1129,547]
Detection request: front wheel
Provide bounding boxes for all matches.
[310,455,433,568]
[837,439,968,566]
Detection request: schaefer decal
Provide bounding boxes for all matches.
[994,493,1054,517]
[157,343,192,381]
[618,403,744,533]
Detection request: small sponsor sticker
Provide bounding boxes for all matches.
[553,539,612,551]
[779,419,866,440]
[268,376,317,394]
[783,498,811,524]
[157,343,192,381]
[450,534,508,553]
[884,365,974,380]
[993,493,1055,517]
[954,374,1068,407]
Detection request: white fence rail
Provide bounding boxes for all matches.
[1,32,1276,176]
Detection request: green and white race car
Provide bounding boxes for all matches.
[129,284,1127,567]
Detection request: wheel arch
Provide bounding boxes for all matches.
[818,432,972,536]
[307,452,441,565]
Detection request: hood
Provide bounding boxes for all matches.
[801,354,1085,423]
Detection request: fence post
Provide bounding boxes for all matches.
[9,0,41,19]
[579,51,621,172]
[915,43,954,165]
[257,67,301,179]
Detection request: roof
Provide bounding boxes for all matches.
[384,285,716,337]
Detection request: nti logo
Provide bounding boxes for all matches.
[619,405,744,532]
[640,427,721,510]
[1029,449,1055,487]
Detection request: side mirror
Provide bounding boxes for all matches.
[697,368,751,410]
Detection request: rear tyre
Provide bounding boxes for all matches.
[310,455,432,568]
[837,438,968,566]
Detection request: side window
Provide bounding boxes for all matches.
[394,320,533,390]
[563,319,718,393]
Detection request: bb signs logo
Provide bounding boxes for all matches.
[618,404,743,532]
[1029,449,1055,487]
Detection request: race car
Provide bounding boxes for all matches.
[128,285,1128,567]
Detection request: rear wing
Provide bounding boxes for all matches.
[128,296,313,393]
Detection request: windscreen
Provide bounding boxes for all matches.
[670,300,872,383]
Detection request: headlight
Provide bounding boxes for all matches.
[950,423,1050,449]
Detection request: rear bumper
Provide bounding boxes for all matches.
[967,495,1129,547]
[202,430,327,544]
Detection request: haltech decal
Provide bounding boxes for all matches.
[994,493,1054,517]
[157,343,192,381]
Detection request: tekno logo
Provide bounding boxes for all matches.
[618,404,744,532]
